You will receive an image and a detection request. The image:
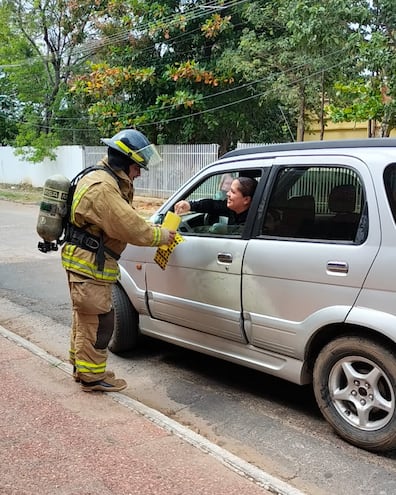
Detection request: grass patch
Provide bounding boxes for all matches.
[0,183,42,204]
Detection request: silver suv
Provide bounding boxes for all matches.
[110,139,396,452]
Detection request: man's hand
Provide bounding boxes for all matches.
[174,200,191,215]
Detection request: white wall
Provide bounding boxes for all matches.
[0,144,220,198]
[0,146,85,187]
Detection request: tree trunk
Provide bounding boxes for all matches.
[319,72,325,141]
[296,88,305,142]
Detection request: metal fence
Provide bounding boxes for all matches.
[84,143,363,211]
[83,144,219,199]
[290,167,363,214]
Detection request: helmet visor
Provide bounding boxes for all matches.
[137,143,162,169]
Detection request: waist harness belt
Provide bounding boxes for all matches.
[66,224,120,272]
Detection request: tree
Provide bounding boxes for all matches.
[0,0,106,160]
[0,73,20,145]
[224,0,371,141]
[1,0,392,160]
[326,0,396,137]
[69,0,292,154]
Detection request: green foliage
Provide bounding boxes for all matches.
[0,0,396,159]
[0,80,19,144]
[325,0,396,136]
[14,124,60,162]
[326,81,384,122]
[67,0,293,150]
[232,0,373,140]
[0,0,106,160]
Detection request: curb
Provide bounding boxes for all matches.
[0,325,306,495]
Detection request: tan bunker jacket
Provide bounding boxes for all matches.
[62,158,166,282]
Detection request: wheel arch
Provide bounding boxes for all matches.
[304,323,396,382]
[118,264,147,315]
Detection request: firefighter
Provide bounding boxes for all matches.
[62,129,176,392]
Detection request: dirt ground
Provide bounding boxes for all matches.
[132,196,165,217]
[0,183,163,218]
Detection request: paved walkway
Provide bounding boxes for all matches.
[0,326,305,495]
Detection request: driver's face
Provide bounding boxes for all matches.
[226,179,252,214]
[128,163,141,181]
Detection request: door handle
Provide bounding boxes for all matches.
[327,261,349,273]
[217,252,233,264]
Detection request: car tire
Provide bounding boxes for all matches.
[313,336,396,452]
[109,283,139,354]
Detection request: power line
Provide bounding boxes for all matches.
[78,0,249,58]
[0,1,247,72]
[138,59,353,127]
[39,54,356,133]
[52,46,352,123]
[0,2,360,134]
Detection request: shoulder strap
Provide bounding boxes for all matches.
[68,165,121,217]
[70,165,121,188]
[60,166,121,246]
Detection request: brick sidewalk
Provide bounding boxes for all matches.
[0,327,304,495]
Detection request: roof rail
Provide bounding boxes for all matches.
[222,138,396,159]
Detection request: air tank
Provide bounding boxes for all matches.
[36,174,70,251]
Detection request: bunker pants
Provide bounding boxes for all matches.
[67,271,114,382]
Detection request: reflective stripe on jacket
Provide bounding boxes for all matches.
[62,158,163,282]
[62,243,120,281]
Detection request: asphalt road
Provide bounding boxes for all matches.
[1,199,396,495]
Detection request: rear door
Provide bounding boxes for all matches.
[241,154,381,359]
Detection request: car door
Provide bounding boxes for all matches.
[144,167,264,343]
[146,236,248,342]
[241,155,381,360]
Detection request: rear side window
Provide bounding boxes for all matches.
[262,166,365,242]
[384,164,396,223]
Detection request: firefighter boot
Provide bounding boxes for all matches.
[80,376,127,393]
[73,366,115,383]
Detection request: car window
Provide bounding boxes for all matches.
[187,172,237,202]
[262,165,366,242]
[175,170,261,236]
